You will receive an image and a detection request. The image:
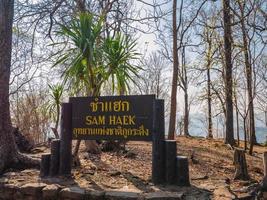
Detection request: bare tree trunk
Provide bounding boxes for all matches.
[236,107,240,146]
[243,118,247,150]
[168,0,178,140]
[234,88,239,146]
[223,0,235,146]
[237,1,256,155]
[184,89,189,136]
[207,65,213,138]
[0,0,39,174]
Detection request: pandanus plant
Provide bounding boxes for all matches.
[52,12,140,155]
[47,84,64,138]
[53,12,140,96]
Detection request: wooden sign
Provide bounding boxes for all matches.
[69,95,155,140]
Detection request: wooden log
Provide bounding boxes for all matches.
[233,148,249,180]
[152,99,165,184]
[40,154,50,177]
[165,140,177,184]
[59,103,72,175]
[176,156,190,186]
[49,139,60,176]
[262,151,267,190]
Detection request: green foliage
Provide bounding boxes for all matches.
[46,84,64,121]
[53,12,140,96]
[103,33,140,94]
[53,12,103,95]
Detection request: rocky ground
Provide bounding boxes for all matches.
[0,136,266,199]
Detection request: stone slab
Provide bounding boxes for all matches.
[105,191,140,200]
[145,191,184,200]
[60,186,85,200]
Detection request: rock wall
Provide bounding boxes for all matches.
[0,182,187,200]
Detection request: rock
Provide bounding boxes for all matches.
[109,171,121,176]
[20,183,47,196]
[124,151,137,159]
[60,186,85,199]
[145,191,184,200]
[42,184,60,200]
[21,169,38,174]
[105,191,140,200]
[0,177,8,185]
[213,186,237,200]
[4,172,17,176]
[86,190,105,200]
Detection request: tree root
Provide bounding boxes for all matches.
[13,153,40,170]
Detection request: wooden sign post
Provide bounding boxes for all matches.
[59,103,72,175]
[69,95,155,141]
[41,95,190,187]
[152,99,165,184]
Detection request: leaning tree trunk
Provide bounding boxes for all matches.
[0,0,39,174]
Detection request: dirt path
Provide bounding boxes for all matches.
[1,136,266,199]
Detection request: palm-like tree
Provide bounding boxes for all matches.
[53,12,140,155]
[54,12,140,96]
[47,84,64,138]
[54,12,103,96]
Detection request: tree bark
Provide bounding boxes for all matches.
[0,0,39,174]
[234,88,239,146]
[243,118,247,150]
[223,0,235,146]
[184,89,189,136]
[207,63,213,138]
[233,148,249,180]
[237,2,257,154]
[168,0,178,140]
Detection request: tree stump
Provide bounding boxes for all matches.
[176,156,190,186]
[165,140,177,184]
[49,139,60,176]
[233,148,249,180]
[40,154,50,177]
[262,151,267,191]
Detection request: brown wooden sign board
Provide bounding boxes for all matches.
[69,95,155,141]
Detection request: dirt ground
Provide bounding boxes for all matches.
[2,136,267,199]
